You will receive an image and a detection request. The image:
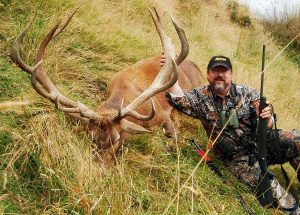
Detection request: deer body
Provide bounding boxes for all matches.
[103,55,202,127]
[88,56,203,160]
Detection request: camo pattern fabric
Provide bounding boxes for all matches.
[227,153,299,212]
[227,126,300,188]
[208,129,299,212]
[226,155,261,187]
[166,83,300,212]
[165,83,260,159]
[267,129,300,165]
[166,84,300,160]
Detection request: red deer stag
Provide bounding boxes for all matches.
[10,9,204,163]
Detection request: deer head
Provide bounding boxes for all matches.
[10,8,189,161]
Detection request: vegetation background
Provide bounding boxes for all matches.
[0,0,299,214]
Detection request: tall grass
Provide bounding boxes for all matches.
[0,0,299,214]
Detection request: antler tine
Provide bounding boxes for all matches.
[10,15,37,74]
[53,10,77,39]
[148,7,171,54]
[150,10,189,65]
[55,96,102,120]
[112,8,180,122]
[34,13,79,107]
[170,13,189,65]
[10,13,102,122]
[114,98,156,122]
[153,7,161,23]
[33,21,63,96]
[31,60,54,100]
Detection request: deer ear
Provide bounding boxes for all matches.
[120,119,151,134]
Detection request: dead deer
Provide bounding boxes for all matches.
[10,8,204,163]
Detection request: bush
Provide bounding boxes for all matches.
[230,10,238,22]
[228,1,252,27]
[239,15,252,27]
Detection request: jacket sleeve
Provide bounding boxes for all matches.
[165,88,203,118]
[248,87,260,116]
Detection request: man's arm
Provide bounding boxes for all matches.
[166,81,184,97]
[161,54,202,117]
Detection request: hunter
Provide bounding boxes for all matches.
[161,54,300,213]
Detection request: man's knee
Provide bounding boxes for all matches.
[267,129,300,165]
[227,155,260,188]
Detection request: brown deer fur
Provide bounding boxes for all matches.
[88,56,204,161]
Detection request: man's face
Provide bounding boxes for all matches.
[207,66,232,93]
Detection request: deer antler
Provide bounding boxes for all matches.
[10,11,102,122]
[112,7,189,122]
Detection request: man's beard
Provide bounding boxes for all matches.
[210,80,228,94]
[213,82,226,91]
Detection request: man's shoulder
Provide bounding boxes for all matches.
[195,85,209,91]
[235,83,258,94]
[188,85,210,96]
[184,85,210,102]
[234,83,259,100]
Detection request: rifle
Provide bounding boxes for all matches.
[188,139,255,215]
[189,139,226,182]
[255,45,275,207]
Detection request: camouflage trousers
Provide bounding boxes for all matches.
[227,129,300,188]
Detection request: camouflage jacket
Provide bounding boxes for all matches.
[165,83,260,159]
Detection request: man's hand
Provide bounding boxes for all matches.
[160,51,179,67]
[260,101,274,128]
[160,53,166,67]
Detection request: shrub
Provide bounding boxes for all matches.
[239,15,252,27]
[228,1,252,27]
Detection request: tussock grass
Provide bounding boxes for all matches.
[0,0,299,214]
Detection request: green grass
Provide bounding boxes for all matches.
[0,130,12,156]
[0,59,29,100]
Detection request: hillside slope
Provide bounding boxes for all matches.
[0,0,299,214]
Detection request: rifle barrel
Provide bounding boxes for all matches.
[260,44,266,96]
